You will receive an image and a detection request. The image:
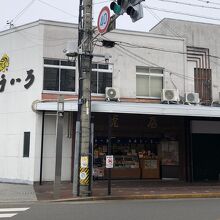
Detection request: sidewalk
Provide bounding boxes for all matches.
[2,180,220,203]
[34,180,220,201]
[0,183,37,203]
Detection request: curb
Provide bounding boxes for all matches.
[51,192,220,202]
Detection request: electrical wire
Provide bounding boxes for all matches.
[153,0,220,10]
[96,37,220,61]
[146,7,183,38]
[145,6,220,73]
[37,0,78,18]
[101,35,220,85]
[196,0,220,6]
[144,5,220,22]
[9,0,37,25]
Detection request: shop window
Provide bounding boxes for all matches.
[43,59,76,92]
[91,63,113,94]
[23,132,30,158]
[136,66,163,98]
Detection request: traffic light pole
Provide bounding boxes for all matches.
[78,0,93,196]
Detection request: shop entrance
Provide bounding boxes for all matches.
[192,134,220,181]
[93,113,186,181]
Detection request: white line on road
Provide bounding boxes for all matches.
[0,213,17,218]
[0,208,29,212]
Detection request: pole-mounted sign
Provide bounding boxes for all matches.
[106,155,114,168]
[97,6,111,34]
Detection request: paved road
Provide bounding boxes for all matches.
[2,198,220,220]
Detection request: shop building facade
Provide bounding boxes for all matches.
[1,19,220,184]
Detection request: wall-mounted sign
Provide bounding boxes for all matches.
[0,53,36,93]
[0,54,9,72]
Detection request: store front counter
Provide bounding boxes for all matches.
[140,158,160,179]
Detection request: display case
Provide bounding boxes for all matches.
[140,158,160,179]
[114,155,140,168]
[109,155,141,179]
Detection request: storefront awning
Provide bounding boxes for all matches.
[35,101,220,118]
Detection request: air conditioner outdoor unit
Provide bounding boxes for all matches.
[105,87,120,101]
[161,89,180,102]
[185,92,200,104]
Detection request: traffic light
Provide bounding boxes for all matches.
[110,0,122,15]
[110,0,144,22]
[110,0,129,15]
[126,0,144,22]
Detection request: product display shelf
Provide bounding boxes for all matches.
[109,155,141,179]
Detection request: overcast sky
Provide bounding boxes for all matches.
[1,0,220,32]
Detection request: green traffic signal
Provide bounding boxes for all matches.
[110,2,122,15]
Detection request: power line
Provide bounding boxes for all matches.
[144,5,220,22]
[101,35,220,85]
[145,6,220,69]
[154,0,220,10]
[196,0,220,6]
[97,37,220,61]
[9,0,37,26]
[37,0,78,18]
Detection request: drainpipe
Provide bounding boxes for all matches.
[40,111,45,185]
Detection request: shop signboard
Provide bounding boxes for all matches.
[106,155,114,168]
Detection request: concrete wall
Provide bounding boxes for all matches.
[0,23,44,183]
[0,20,187,183]
[42,22,186,98]
[150,18,220,100]
[94,29,186,98]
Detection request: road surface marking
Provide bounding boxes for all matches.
[0,207,30,218]
[0,208,29,212]
[0,213,17,218]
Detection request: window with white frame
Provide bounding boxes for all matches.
[136,66,163,98]
[91,63,113,94]
[43,59,76,92]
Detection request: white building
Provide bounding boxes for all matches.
[1,19,220,184]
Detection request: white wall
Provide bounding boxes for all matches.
[0,20,187,183]
[151,19,220,101]
[42,22,186,99]
[39,113,72,181]
[0,23,44,183]
[99,30,186,98]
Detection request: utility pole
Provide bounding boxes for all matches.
[54,95,64,199]
[77,0,93,196]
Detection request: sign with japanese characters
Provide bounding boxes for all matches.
[81,156,89,168]
[0,53,35,93]
[106,155,114,168]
